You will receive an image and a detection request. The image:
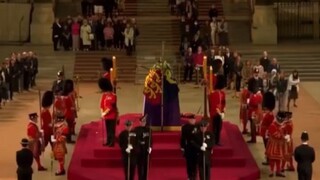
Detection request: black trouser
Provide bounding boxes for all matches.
[17,172,32,180]
[298,168,312,180]
[198,158,210,180]
[235,74,242,92]
[104,119,116,144]
[213,114,222,145]
[185,148,197,180]
[53,37,60,50]
[183,65,194,81]
[7,82,13,100]
[249,118,257,142]
[137,150,149,180]
[30,72,37,87]
[23,72,30,90]
[123,154,136,180]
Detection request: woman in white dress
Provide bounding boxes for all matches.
[287,70,300,109]
[210,19,217,46]
[80,19,92,51]
[123,23,134,55]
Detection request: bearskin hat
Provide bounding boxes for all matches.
[98,77,113,92]
[263,92,275,111]
[101,57,113,72]
[214,74,226,90]
[41,91,54,108]
[211,59,223,73]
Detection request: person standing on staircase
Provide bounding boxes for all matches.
[180,114,198,180]
[135,115,152,180]
[191,120,215,180]
[27,113,47,171]
[52,18,62,51]
[124,23,134,56]
[118,120,138,180]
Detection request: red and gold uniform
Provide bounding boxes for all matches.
[52,119,69,175]
[100,91,118,146]
[281,119,295,171]
[40,108,53,148]
[260,111,274,146]
[247,91,263,143]
[208,75,226,145]
[239,87,250,133]
[266,115,285,177]
[62,95,76,134]
[27,113,46,170]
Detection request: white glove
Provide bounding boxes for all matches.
[126,147,131,154]
[284,135,290,140]
[200,146,206,151]
[128,144,133,150]
[40,129,44,134]
[181,148,185,152]
[247,99,250,104]
[220,113,225,119]
[202,143,207,148]
[286,138,291,143]
[148,147,152,154]
[51,135,56,142]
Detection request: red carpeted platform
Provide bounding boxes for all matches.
[68,113,260,180]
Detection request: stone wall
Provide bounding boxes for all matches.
[0,3,31,42]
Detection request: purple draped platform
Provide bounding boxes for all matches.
[143,95,181,127]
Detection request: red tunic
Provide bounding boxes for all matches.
[260,111,274,137]
[27,122,42,157]
[100,92,117,120]
[239,88,249,121]
[265,121,285,160]
[103,72,110,80]
[62,95,75,122]
[53,122,68,160]
[54,96,66,115]
[193,53,204,66]
[248,92,263,123]
[282,120,294,160]
[208,90,226,118]
[41,108,53,136]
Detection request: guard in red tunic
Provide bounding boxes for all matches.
[260,92,276,165]
[40,91,54,149]
[53,94,65,118]
[266,111,286,177]
[247,85,263,143]
[62,79,76,143]
[239,82,250,134]
[208,74,226,145]
[99,77,118,147]
[51,114,69,176]
[27,113,47,171]
[281,111,295,171]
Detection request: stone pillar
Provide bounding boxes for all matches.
[251,5,278,44]
[313,2,319,39]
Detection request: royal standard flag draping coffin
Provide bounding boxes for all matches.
[143,61,181,129]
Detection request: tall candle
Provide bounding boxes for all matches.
[110,68,114,86]
[112,56,117,79]
[203,56,207,80]
[209,66,213,93]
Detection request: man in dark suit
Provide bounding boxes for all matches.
[16,138,34,180]
[294,131,315,180]
[51,71,65,95]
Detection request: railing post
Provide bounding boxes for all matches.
[313,2,319,39]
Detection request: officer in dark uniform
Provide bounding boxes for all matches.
[294,131,315,180]
[135,114,152,180]
[180,114,198,180]
[118,120,138,180]
[51,71,65,95]
[191,120,215,180]
[16,138,34,180]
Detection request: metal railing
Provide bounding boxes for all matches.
[275,1,319,40]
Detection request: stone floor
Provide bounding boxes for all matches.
[1,45,320,180]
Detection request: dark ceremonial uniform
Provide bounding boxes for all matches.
[191,130,215,180]
[294,142,315,180]
[16,147,34,180]
[135,125,152,180]
[52,80,65,95]
[119,129,139,180]
[248,76,263,93]
[180,123,199,180]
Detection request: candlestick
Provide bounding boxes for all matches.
[112,56,117,79]
[209,66,213,93]
[203,56,207,80]
[110,68,114,86]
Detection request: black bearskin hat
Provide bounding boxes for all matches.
[62,79,74,96]
[41,91,54,108]
[98,78,113,92]
[211,59,223,73]
[101,57,113,72]
[263,92,275,111]
[214,74,226,90]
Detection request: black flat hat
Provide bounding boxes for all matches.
[20,138,29,145]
